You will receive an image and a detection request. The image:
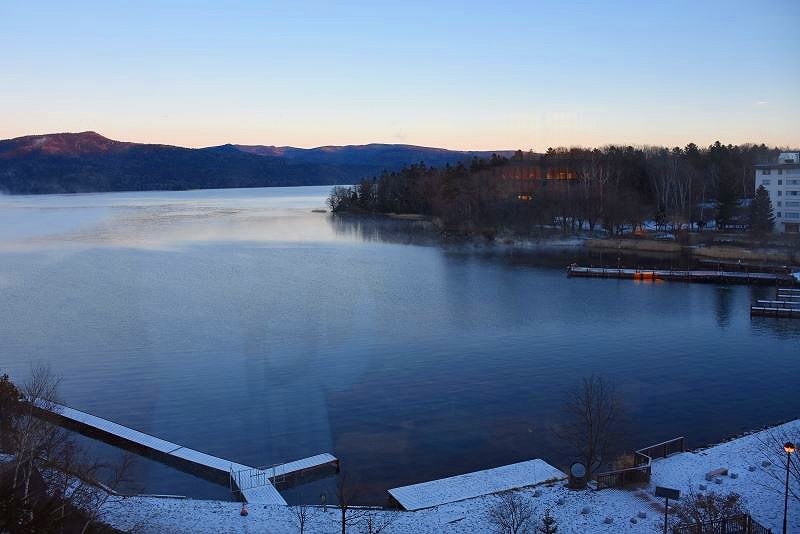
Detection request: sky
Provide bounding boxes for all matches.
[1,0,799,150]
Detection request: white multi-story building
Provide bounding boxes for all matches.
[754,152,800,233]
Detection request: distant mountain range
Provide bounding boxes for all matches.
[0,132,513,194]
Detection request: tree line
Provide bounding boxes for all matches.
[328,142,783,237]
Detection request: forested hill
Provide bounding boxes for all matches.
[235,143,512,169]
[0,132,513,194]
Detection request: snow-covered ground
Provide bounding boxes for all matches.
[101,419,800,533]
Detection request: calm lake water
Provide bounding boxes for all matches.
[1,186,798,503]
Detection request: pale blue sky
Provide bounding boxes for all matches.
[1,0,798,149]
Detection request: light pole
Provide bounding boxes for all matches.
[784,441,796,534]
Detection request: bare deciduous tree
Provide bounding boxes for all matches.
[486,491,534,534]
[360,508,399,534]
[1,365,138,533]
[288,496,315,534]
[662,486,745,532]
[335,471,369,534]
[557,375,623,481]
[754,424,800,505]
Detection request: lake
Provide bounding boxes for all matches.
[0,186,797,504]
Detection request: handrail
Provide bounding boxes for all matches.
[637,436,685,452]
[595,436,685,490]
[231,465,284,491]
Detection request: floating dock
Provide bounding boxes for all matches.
[31,400,338,505]
[567,265,797,286]
[387,459,566,511]
[750,288,800,319]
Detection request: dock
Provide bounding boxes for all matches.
[31,400,338,505]
[387,459,566,511]
[750,287,800,319]
[567,265,797,286]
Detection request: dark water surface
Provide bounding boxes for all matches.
[1,186,797,503]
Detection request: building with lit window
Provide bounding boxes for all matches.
[754,152,800,233]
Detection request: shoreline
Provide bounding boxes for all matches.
[333,211,800,267]
[99,416,800,533]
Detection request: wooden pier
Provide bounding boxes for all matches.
[750,287,800,319]
[31,400,338,505]
[567,265,797,286]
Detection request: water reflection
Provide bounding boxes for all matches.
[750,317,800,340]
[328,213,440,246]
[715,287,733,328]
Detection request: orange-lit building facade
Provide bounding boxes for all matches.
[494,159,578,200]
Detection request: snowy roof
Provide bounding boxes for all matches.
[387,458,566,511]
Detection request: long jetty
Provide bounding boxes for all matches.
[567,265,797,286]
[30,400,338,504]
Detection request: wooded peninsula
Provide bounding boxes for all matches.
[327,142,786,240]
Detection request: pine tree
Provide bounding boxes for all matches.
[538,509,558,533]
[750,185,775,236]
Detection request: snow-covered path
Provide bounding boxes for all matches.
[101,419,800,533]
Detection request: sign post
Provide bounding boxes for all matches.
[655,486,680,534]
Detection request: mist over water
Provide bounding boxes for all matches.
[1,186,797,503]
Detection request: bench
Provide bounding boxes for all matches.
[705,467,728,481]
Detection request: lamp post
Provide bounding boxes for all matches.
[784,441,796,534]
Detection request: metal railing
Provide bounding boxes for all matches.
[595,436,685,490]
[230,464,284,493]
[672,513,771,534]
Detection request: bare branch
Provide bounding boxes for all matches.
[486,491,535,534]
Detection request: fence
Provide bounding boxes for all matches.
[672,513,772,534]
[595,436,685,490]
[638,436,686,461]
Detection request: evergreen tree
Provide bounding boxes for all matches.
[750,185,775,235]
[538,509,558,533]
